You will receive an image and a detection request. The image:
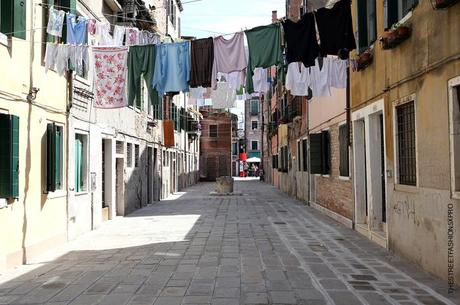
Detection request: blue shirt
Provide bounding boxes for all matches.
[66,13,87,45]
[153,42,190,96]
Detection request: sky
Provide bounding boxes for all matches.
[181,0,286,39]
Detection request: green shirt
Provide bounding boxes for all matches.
[245,24,283,93]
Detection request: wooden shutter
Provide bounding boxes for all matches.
[368,0,377,44]
[10,115,19,198]
[0,114,19,198]
[0,1,14,35]
[356,0,368,52]
[55,127,62,189]
[13,0,26,39]
[75,136,82,192]
[297,141,301,171]
[302,139,308,172]
[310,133,322,174]
[321,130,330,174]
[339,124,349,177]
[47,123,57,192]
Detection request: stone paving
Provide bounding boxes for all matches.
[0,180,459,305]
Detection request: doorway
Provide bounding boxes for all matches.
[115,157,124,216]
[147,146,153,204]
[352,100,387,246]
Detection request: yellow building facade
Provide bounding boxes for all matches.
[350,0,460,286]
[0,0,68,272]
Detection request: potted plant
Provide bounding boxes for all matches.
[433,0,460,9]
[357,50,373,71]
[380,25,411,50]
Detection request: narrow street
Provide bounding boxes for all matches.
[0,181,457,305]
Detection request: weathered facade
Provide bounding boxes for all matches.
[245,98,263,161]
[199,108,234,181]
[350,0,460,285]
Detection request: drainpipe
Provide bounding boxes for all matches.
[306,96,311,206]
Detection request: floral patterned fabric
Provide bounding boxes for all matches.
[92,47,129,108]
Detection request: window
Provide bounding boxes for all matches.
[251,120,258,130]
[46,123,64,192]
[356,0,377,52]
[134,144,140,167]
[251,141,258,151]
[209,125,218,138]
[297,141,302,171]
[127,143,133,168]
[385,0,418,30]
[250,100,259,115]
[75,134,88,192]
[0,0,27,39]
[396,101,416,186]
[163,150,166,166]
[339,124,350,177]
[278,146,288,173]
[310,130,330,175]
[232,142,238,156]
[449,82,460,195]
[272,154,278,169]
[0,113,19,199]
[302,139,308,172]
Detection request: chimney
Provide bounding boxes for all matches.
[272,10,278,23]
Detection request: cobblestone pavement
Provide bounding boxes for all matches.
[1,180,459,305]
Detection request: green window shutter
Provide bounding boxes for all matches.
[321,130,330,175]
[0,114,19,198]
[339,124,349,177]
[310,133,323,174]
[10,115,19,198]
[75,136,82,192]
[46,123,57,192]
[302,139,308,172]
[55,127,62,189]
[13,0,26,39]
[0,1,14,35]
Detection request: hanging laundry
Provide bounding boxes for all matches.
[315,0,356,56]
[245,24,283,94]
[152,41,190,96]
[69,45,89,76]
[140,31,160,45]
[211,32,247,89]
[218,71,245,90]
[44,43,58,72]
[197,99,206,107]
[127,45,159,108]
[188,98,197,106]
[112,26,125,46]
[47,7,65,37]
[310,58,331,97]
[329,58,348,88]
[211,82,236,109]
[66,13,87,45]
[190,37,214,88]
[92,47,129,108]
[286,62,311,97]
[189,87,206,99]
[95,22,112,46]
[282,13,319,68]
[306,0,340,12]
[87,19,97,35]
[252,68,269,94]
[204,99,213,106]
[125,27,140,46]
[56,44,70,76]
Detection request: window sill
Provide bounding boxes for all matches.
[394,184,418,193]
[452,191,460,200]
[0,33,8,47]
[47,190,67,199]
[339,176,350,181]
[75,191,89,196]
[322,174,330,178]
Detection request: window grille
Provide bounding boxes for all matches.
[396,101,416,186]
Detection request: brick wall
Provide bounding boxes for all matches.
[313,123,353,219]
[199,111,232,181]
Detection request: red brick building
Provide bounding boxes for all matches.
[199,108,236,181]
